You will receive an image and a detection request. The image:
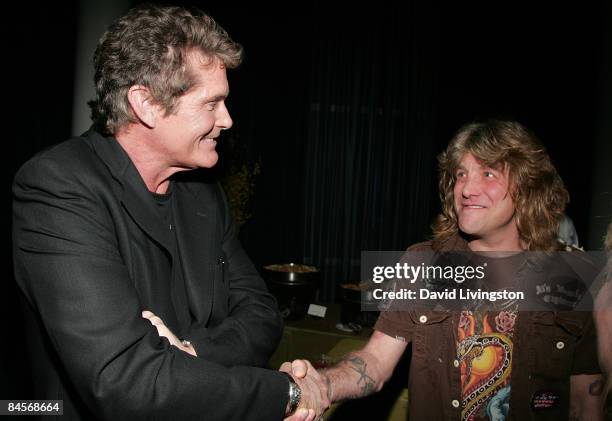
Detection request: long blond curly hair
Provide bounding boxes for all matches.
[432,120,569,251]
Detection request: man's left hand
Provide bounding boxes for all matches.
[142,310,197,357]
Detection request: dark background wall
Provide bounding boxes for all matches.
[3,0,611,399]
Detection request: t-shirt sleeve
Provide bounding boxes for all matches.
[374,310,414,343]
[372,242,434,343]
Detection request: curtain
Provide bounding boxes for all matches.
[298,4,439,301]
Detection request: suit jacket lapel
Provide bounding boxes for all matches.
[88,130,173,253]
[173,182,215,325]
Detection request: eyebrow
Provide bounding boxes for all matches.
[456,162,500,172]
[204,92,229,103]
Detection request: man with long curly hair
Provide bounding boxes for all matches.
[286,120,604,420]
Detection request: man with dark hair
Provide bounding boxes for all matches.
[13,5,326,420]
[287,120,604,420]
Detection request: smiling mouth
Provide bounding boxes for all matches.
[463,205,486,209]
[202,138,217,144]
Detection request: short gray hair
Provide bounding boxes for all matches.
[89,4,243,135]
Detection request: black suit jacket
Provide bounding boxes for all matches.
[12,130,287,420]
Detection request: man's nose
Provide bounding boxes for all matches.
[462,175,481,197]
[217,103,233,130]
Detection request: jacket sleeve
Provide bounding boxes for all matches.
[186,184,284,368]
[12,156,288,421]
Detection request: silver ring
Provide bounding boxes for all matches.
[181,340,191,347]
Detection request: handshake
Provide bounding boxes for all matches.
[143,309,387,420]
[280,359,332,421]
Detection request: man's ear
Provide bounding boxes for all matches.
[127,85,159,128]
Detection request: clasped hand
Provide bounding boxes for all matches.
[142,310,197,356]
[280,360,330,421]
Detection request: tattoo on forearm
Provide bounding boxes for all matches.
[588,379,604,396]
[342,355,376,397]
